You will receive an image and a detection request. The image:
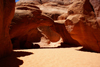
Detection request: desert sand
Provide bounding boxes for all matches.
[0,1,100,67]
[0,46,100,67]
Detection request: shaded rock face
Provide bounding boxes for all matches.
[69,20,100,52]
[50,22,81,46]
[11,28,42,49]
[83,0,94,15]
[38,26,61,42]
[0,0,15,58]
[90,0,100,26]
[10,2,54,49]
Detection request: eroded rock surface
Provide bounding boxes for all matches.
[10,0,100,52]
[51,22,81,46]
[10,2,54,49]
[0,0,15,58]
[38,26,60,42]
[36,2,68,20]
[61,0,100,52]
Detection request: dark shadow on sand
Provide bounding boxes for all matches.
[59,43,100,53]
[0,51,33,67]
[57,43,81,48]
[76,47,100,53]
[33,43,99,53]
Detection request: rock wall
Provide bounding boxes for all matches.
[34,0,100,52]
[64,0,100,52]
[0,0,15,58]
[90,0,100,26]
[10,2,55,49]
[51,22,81,46]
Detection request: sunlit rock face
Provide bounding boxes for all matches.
[63,0,100,52]
[9,0,100,52]
[0,0,15,58]
[30,0,100,52]
[68,20,100,52]
[10,2,62,49]
[90,0,100,26]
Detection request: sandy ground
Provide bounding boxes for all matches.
[0,46,100,67]
[0,2,100,67]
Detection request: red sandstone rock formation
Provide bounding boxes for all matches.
[50,22,81,46]
[36,2,68,20]
[10,2,55,49]
[55,0,100,52]
[63,0,100,52]
[0,0,15,58]
[69,20,100,52]
[9,0,100,52]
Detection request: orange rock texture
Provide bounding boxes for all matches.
[10,2,55,49]
[0,0,15,58]
[65,0,100,52]
[14,0,100,52]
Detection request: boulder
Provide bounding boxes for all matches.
[69,19,100,52]
[60,0,100,52]
[10,2,54,49]
[0,0,15,58]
